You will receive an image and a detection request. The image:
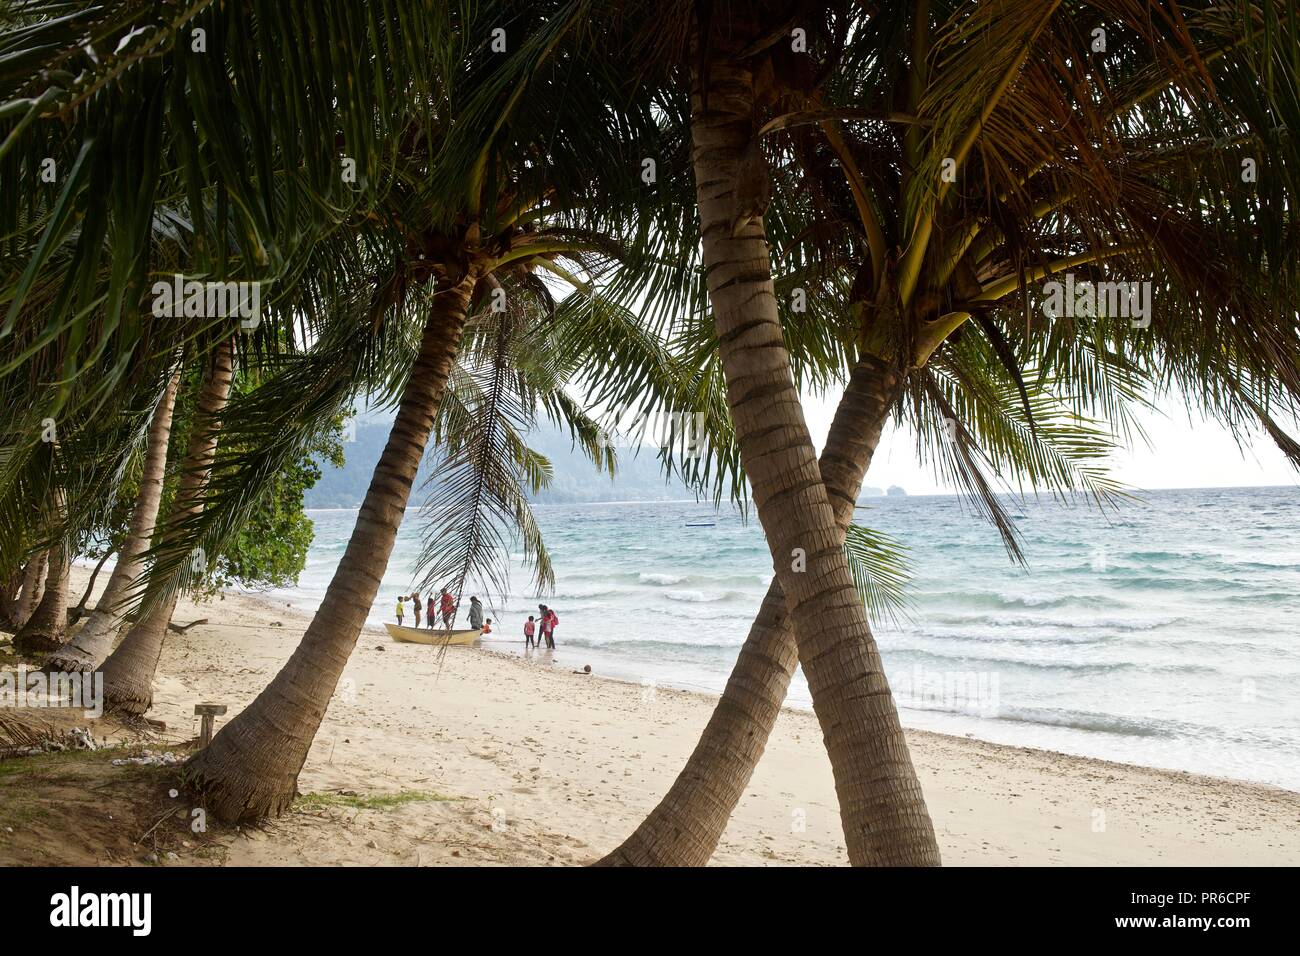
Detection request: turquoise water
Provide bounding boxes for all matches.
[278,487,1300,790]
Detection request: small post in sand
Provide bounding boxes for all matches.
[194,703,228,749]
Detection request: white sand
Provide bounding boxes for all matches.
[80,568,1299,866]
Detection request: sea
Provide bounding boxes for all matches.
[271,487,1300,791]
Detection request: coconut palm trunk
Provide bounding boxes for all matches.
[184,275,476,821]
[13,537,70,656]
[599,354,904,864]
[687,42,938,866]
[100,342,234,714]
[12,552,49,629]
[46,368,182,673]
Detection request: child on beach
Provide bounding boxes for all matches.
[524,615,536,647]
[395,595,406,625]
[482,618,493,635]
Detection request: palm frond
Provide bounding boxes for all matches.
[843,523,914,626]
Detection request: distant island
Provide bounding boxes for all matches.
[887,485,908,497]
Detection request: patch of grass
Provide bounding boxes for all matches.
[5,802,50,824]
[0,754,44,778]
[296,789,455,811]
[0,747,106,778]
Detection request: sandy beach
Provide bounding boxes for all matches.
[3,564,1294,866]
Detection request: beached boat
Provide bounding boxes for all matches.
[384,623,481,646]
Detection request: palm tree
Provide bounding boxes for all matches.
[12,546,66,653]
[175,4,703,820]
[600,359,907,864]
[678,4,941,866]
[12,499,68,656]
[178,263,723,819]
[598,0,1300,864]
[98,339,235,714]
[45,366,181,672]
[10,554,47,630]
[185,273,483,815]
[178,209,729,819]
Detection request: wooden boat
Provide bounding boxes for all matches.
[384,623,481,646]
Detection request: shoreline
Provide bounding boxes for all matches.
[228,577,1300,796]
[291,490,1300,796]
[112,570,1295,865]
[474,636,1300,796]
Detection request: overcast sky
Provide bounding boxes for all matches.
[376,344,1300,497]
[801,387,1300,496]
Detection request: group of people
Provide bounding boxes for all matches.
[392,591,558,648]
[394,590,491,635]
[525,604,558,649]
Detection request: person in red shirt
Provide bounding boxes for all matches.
[438,589,455,628]
[538,604,558,649]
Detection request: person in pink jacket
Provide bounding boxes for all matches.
[538,604,558,649]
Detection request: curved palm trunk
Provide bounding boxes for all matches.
[47,368,181,673]
[599,355,904,864]
[101,343,234,714]
[184,276,476,822]
[686,45,939,866]
[13,539,70,656]
[13,552,49,629]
